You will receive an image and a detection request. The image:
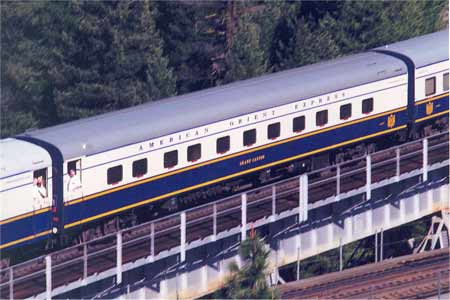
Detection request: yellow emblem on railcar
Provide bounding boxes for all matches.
[426,101,433,115]
[387,113,396,128]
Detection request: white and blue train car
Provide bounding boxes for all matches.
[1,30,448,253]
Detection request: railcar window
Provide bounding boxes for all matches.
[267,122,280,140]
[187,144,201,162]
[425,77,436,96]
[243,129,257,146]
[443,73,449,91]
[293,116,305,133]
[316,110,328,127]
[132,158,147,178]
[362,98,373,114]
[164,150,178,168]
[340,104,352,120]
[217,136,230,154]
[107,166,123,185]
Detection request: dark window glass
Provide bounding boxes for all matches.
[425,77,436,96]
[187,144,201,162]
[164,150,178,168]
[107,165,123,185]
[217,136,230,154]
[443,73,448,91]
[293,116,305,132]
[267,122,280,140]
[243,129,256,146]
[362,98,374,114]
[340,104,352,120]
[132,158,147,178]
[316,110,328,127]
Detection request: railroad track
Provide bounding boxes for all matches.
[1,132,448,299]
[279,248,450,299]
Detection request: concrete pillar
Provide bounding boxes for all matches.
[345,216,353,243]
[46,255,52,300]
[423,138,428,182]
[299,174,308,222]
[366,209,373,235]
[201,265,208,292]
[380,228,384,262]
[311,228,317,252]
[241,193,247,241]
[328,223,334,246]
[180,212,186,262]
[400,199,406,223]
[339,238,343,271]
[117,231,122,285]
[366,155,371,200]
[384,204,391,229]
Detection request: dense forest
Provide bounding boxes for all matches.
[1,0,447,138]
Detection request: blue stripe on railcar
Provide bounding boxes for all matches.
[62,108,411,227]
[416,95,449,119]
[0,211,52,249]
[1,94,447,249]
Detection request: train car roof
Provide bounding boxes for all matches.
[21,51,405,160]
[23,30,449,160]
[375,29,449,68]
[0,138,52,179]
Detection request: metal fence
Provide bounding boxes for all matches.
[0,131,448,299]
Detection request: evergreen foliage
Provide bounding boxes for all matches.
[1,0,447,137]
[220,6,267,84]
[1,0,175,136]
[217,233,279,299]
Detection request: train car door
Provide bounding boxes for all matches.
[32,167,52,236]
[66,159,83,201]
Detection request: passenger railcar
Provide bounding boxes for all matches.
[1,30,448,257]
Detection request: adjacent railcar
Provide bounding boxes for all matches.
[1,30,448,255]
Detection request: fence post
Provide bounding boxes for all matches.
[336,165,341,200]
[213,203,217,241]
[241,193,247,241]
[423,138,428,182]
[299,174,308,222]
[375,229,378,263]
[396,148,400,182]
[150,222,155,262]
[9,267,13,300]
[180,212,186,262]
[117,231,122,285]
[366,155,371,200]
[83,243,88,285]
[380,228,384,262]
[46,255,52,300]
[271,185,276,222]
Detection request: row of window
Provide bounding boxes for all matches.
[106,98,374,185]
[425,73,449,96]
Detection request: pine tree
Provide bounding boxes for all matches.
[220,8,267,85]
[218,232,278,299]
[1,0,176,135]
[293,15,340,67]
[267,1,300,72]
